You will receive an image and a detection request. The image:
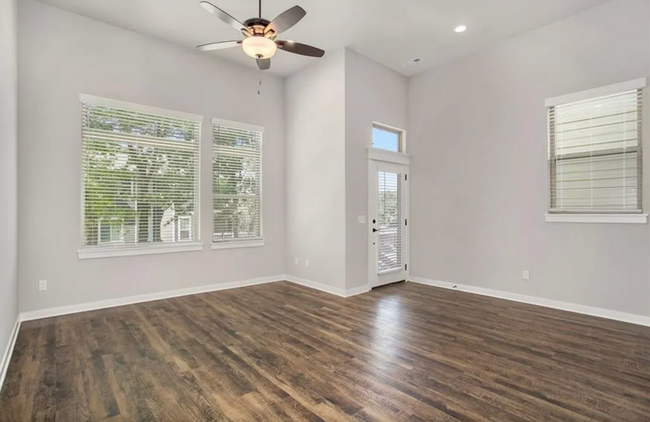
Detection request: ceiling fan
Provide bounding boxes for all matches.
[197,0,325,70]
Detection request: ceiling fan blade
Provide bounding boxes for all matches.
[276,41,325,58]
[257,58,271,70]
[200,1,250,35]
[196,40,241,51]
[264,6,306,36]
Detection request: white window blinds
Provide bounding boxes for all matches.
[548,88,643,213]
[378,171,402,272]
[212,119,263,243]
[81,96,201,249]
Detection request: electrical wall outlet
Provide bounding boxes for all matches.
[522,270,530,280]
[39,280,48,291]
[305,259,310,268]
[294,257,299,266]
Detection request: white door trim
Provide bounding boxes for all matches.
[367,147,411,165]
[367,156,410,289]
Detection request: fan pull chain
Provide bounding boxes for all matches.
[258,79,262,96]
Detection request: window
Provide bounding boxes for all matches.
[178,216,192,241]
[372,124,403,152]
[378,171,402,273]
[98,218,124,244]
[547,80,646,222]
[80,95,202,257]
[212,119,263,246]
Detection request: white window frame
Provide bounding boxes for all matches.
[372,122,406,153]
[211,117,264,250]
[78,94,204,259]
[177,215,193,241]
[368,123,410,166]
[545,79,648,224]
[97,218,125,245]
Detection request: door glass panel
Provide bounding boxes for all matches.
[378,171,401,272]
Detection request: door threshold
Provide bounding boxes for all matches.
[372,280,406,290]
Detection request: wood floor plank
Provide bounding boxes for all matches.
[1,281,649,421]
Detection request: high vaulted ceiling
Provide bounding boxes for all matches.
[35,0,611,76]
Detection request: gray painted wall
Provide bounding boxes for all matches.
[409,0,650,316]
[284,48,409,292]
[18,0,286,313]
[0,0,19,359]
[344,49,409,290]
[15,0,650,319]
[285,49,347,290]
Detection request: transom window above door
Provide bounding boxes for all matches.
[372,124,404,153]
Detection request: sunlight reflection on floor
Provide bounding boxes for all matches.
[370,295,404,360]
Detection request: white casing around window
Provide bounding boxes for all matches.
[79,95,202,257]
[546,79,645,220]
[372,122,405,153]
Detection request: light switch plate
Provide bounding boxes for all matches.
[358,215,366,224]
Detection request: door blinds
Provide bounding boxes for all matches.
[378,171,402,272]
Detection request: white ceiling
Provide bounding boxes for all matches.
[35,0,611,76]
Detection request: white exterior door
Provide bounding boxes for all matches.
[368,160,409,288]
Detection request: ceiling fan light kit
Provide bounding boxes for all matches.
[197,0,325,70]
[242,36,277,59]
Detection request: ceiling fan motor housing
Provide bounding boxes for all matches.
[243,18,274,37]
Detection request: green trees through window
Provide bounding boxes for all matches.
[82,102,200,247]
[212,122,263,241]
[81,98,263,251]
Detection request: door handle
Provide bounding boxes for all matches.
[372,228,378,233]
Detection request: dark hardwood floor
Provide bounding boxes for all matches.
[1,281,649,421]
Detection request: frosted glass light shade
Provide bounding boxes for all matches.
[242,36,277,59]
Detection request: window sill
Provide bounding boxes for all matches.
[78,242,204,260]
[211,240,265,250]
[545,214,648,224]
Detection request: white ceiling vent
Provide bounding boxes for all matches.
[402,58,422,67]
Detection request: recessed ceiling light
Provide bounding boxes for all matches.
[455,25,467,33]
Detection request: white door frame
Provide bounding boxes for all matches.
[367,148,411,289]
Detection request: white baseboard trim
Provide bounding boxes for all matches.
[19,275,372,323]
[409,277,650,327]
[0,317,21,392]
[345,285,372,298]
[286,275,347,297]
[20,275,284,322]
[285,275,370,298]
